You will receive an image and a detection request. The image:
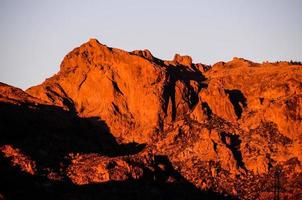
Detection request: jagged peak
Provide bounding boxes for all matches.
[131,49,154,61]
[87,38,102,46]
[173,53,192,67]
[230,57,254,65]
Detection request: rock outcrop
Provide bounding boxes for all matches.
[1,39,301,200]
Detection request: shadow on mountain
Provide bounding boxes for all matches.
[225,89,247,119]
[202,102,213,118]
[0,152,235,200]
[0,102,236,200]
[162,65,207,121]
[220,132,246,170]
[0,102,145,169]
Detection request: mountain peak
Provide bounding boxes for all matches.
[87,38,101,46]
[131,49,154,61]
[173,53,192,66]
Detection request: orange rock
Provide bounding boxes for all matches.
[0,145,36,175]
[67,153,145,185]
[173,54,192,67]
[27,39,168,143]
[0,38,301,199]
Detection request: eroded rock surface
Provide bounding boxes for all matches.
[1,39,301,200]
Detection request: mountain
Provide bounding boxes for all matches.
[0,39,301,200]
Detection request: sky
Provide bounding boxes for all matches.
[0,0,301,90]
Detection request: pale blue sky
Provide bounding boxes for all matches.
[1,0,301,89]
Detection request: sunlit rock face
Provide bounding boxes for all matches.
[1,39,301,200]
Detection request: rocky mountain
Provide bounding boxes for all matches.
[0,39,301,200]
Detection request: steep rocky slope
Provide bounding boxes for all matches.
[0,39,301,199]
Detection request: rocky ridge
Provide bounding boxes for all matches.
[0,39,301,199]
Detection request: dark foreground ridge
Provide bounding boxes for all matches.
[0,102,233,200]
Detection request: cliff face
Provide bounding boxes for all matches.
[26,39,206,143]
[0,39,301,200]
